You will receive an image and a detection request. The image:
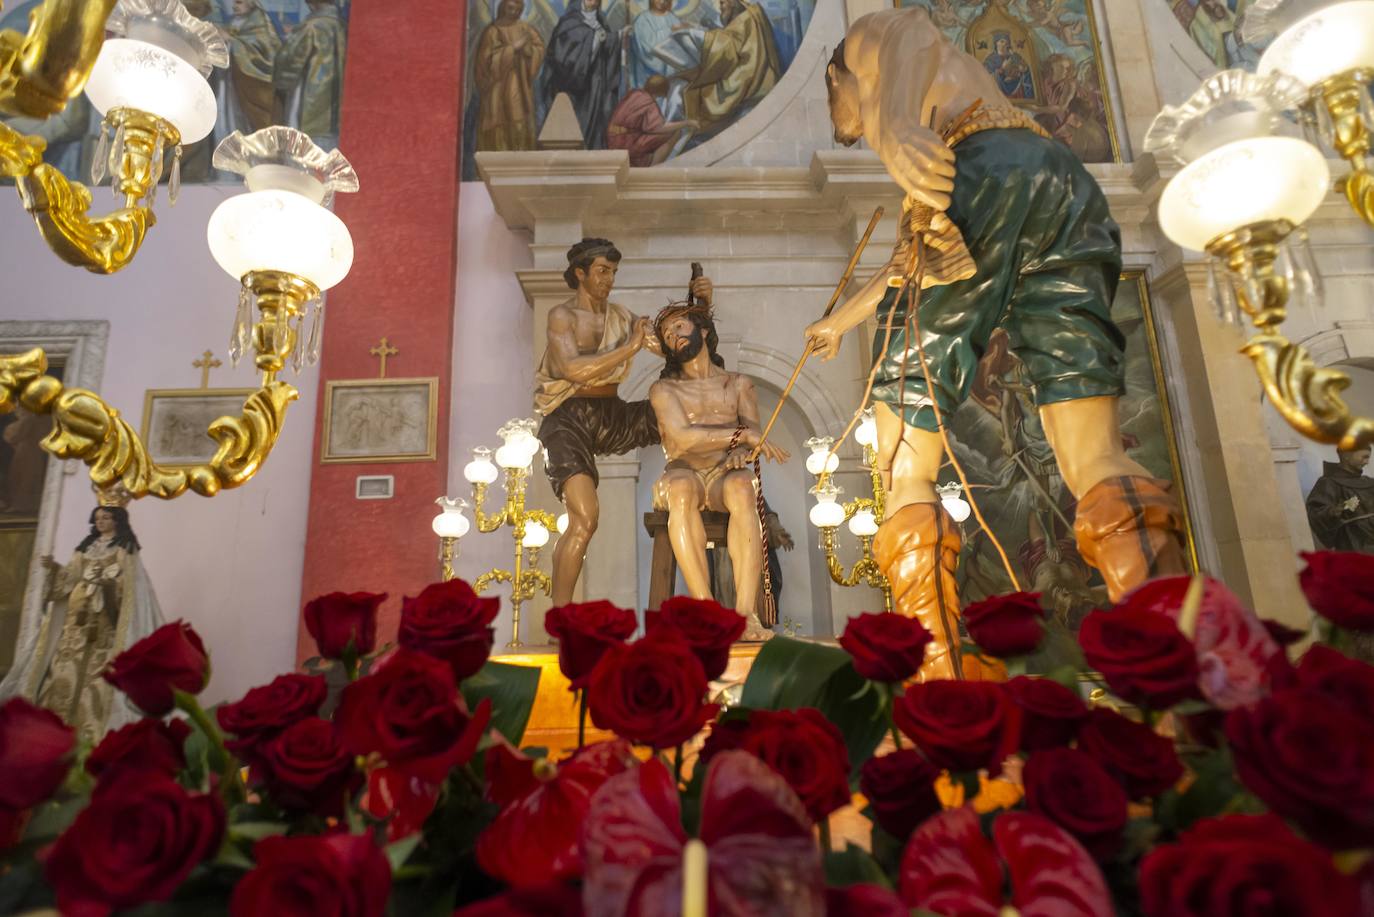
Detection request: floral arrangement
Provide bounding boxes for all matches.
[1,553,1372,916]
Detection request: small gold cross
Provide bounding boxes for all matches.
[369,337,399,379]
[192,350,221,389]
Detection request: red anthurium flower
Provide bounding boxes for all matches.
[582,750,825,917]
[477,740,637,887]
[900,807,1112,917]
[362,767,443,844]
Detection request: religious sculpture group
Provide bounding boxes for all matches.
[532,5,1189,679]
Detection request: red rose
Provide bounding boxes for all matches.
[1300,550,1374,631]
[0,697,75,810]
[964,591,1047,657]
[586,629,717,750]
[900,807,1112,916]
[230,833,391,917]
[303,591,386,660]
[1139,814,1359,917]
[644,596,746,681]
[859,748,941,840]
[85,718,190,782]
[1076,709,1182,800]
[838,612,933,682]
[336,649,492,781]
[255,718,362,817]
[398,579,499,681]
[1226,691,1374,849]
[1004,675,1089,752]
[1078,608,1200,710]
[1023,748,1128,860]
[102,621,210,716]
[1294,645,1374,726]
[544,600,638,688]
[701,708,851,822]
[453,883,584,917]
[477,740,636,887]
[893,681,1021,775]
[46,771,224,916]
[217,673,327,763]
[826,884,908,917]
[1119,576,1282,710]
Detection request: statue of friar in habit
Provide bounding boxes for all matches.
[648,302,789,638]
[805,8,1187,680]
[536,238,714,605]
[1306,444,1374,553]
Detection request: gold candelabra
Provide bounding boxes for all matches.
[0,0,358,501]
[432,497,471,582]
[804,425,894,613]
[463,422,558,649]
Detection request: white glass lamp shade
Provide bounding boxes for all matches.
[556,513,570,535]
[848,509,880,537]
[810,501,847,529]
[207,191,354,290]
[804,436,839,476]
[85,39,217,141]
[432,509,470,539]
[941,494,973,523]
[463,448,499,485]
[1258,1,1374,87]
[522,522,550,549]
[855,409,878,448]
[495,443,533,470]
[1158,137,1330,251]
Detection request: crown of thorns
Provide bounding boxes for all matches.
[653,300,714,338]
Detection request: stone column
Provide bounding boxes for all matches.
[583,455,643,613]
[1149,260,1309,626]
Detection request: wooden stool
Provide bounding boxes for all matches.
[643,511,763,612]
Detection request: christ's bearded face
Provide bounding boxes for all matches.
[661,316,706,361]
[826,64,863,147]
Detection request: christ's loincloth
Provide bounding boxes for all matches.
[538,389,660,500]
[653,460,746,512]
[873,127,1125,431]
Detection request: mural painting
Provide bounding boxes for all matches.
[939,275,1193,661]
[0,0,349,185]
[897,0,1119,162]
[1167,0,1266,69]
[461,0,818,179]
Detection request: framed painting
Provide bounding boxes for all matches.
[320,378,439,465]
[937,274,1195,657]
[140,388,256,469]
[896,0,1122,162]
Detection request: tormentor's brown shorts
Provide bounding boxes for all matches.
[538,396,660,500]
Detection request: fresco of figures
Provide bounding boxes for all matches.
[461,0,818,179]
[0,0,348,185]
[940,276,1191,655]
[1167,0,1266,69]
[897,0,1117,162]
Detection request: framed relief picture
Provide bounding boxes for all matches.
[321,378,438,464]
[141,388,256,468]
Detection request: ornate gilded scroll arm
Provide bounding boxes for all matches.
[0,0,117,119]
[1209,221,1374,450]
[1,347,298,499]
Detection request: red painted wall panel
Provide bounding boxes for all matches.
[297,0,466,661]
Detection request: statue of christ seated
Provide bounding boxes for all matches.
[647,302,789,639]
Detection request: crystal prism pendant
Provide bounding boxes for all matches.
[1217,262,1240,328]
[1359,82,1374,134]
[169,145,182,205]
[290,315,306,373]
[229,286,251,366]
[274,307,289,360]
[91,123,109,185]
[147,135,164,207]
[306,297,325,366]
[1293,226,1323,303]
[108,123,126,193]
[1206,257,1224,323]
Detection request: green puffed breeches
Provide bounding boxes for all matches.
[871,128,1125,431]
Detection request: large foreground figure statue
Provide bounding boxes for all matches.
[807,8,1186,679]
[649,303,788,637]
[536,239,714,605]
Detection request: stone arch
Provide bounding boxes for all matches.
[1298,322,1374,371]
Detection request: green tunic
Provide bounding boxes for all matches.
[871,127,1124,431]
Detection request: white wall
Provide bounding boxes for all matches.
[0,184,318,706]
